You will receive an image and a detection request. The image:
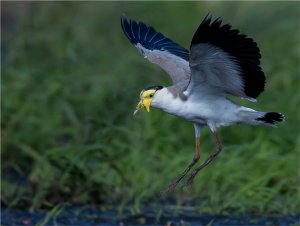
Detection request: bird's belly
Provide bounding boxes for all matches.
[161,100,209,123]
[158,97,238,126]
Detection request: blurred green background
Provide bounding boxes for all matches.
[2,1,299,215]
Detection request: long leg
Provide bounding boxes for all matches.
[160,136,201,197]
[185,132,222,186]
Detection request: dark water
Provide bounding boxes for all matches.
[1,205,299,226]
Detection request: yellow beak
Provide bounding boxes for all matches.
[133,98,151,115]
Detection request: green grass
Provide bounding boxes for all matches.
[2,1,299,216]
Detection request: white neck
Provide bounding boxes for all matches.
[151,88,184,115]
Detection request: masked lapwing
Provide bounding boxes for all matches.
[121,13,284,195]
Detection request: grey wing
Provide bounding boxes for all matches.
[121,16,190,85]
[186,13,265,101]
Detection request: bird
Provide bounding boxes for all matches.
[121,13,284,196]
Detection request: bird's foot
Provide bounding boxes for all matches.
[160,158,199,198]
[159,180,180,198]
[184,170,197,187]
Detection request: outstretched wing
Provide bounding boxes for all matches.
[121,16,190,85]
[186,13,265,101]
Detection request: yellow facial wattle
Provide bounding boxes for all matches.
[143,98,151,112]
[133,89,156,115]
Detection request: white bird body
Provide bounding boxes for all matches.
[152,87,259,129]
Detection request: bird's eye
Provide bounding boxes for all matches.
[149,94,153,98]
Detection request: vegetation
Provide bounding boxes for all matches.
[2,1,299,216]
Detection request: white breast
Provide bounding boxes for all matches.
[151,88,239,126]
[151,88,204,121]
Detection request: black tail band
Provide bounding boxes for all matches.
[256,112,284,124]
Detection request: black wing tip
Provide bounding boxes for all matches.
[244,70,266,98]
[121,14,127,21]
[191,13,266,99]
[121,15,189,61]
[256,112,285,124]
[191,13,234,48]
[202,12,213,25]
[121,15,129,28]
[121,15,144,45]
[121,15,134,43]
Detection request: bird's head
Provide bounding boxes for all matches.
[133,85,163,115]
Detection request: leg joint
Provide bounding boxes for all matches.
[193,155,200,162]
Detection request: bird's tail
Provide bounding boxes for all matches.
[256,112,285,125]
[238,108,284,127]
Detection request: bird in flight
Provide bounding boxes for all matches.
[121,13,284,196]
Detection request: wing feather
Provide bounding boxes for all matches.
[187,13,265,100]
[121,16,190,85]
